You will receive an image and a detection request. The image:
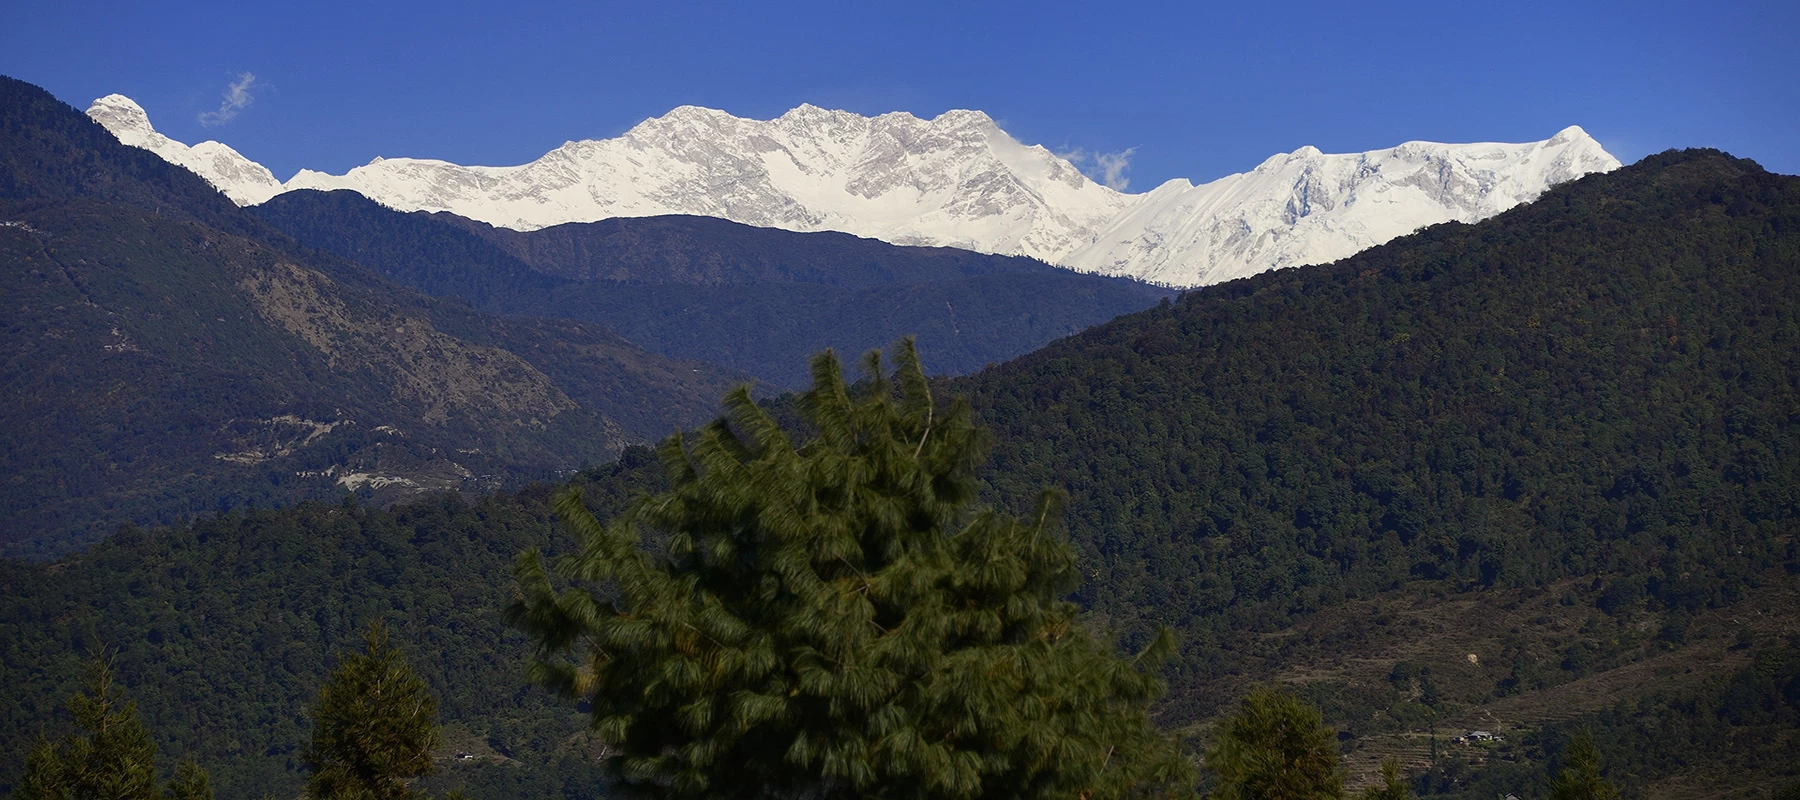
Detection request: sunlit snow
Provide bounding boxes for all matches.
[87,95,283,205]
[88,98,1618,288]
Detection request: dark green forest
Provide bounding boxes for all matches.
[5,149,1798,797]
[960,149,1800,712]
[0,477,636,800]
[4,67,1800,799]
[0,76,745,557]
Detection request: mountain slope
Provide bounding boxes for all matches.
[1061,127,1618,285]
[429,208,1076,288]
[281,105,1132,263]
[251,190,1170,388]
[85,95,283,205]
[0,76,742,557]
[5,149,1795,797]
[957,149,1800,716]
[87,97,1618,288]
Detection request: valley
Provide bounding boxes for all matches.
[3,72,1797,800]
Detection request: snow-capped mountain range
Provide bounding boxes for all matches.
[87,95,285,205]
[87,94,1619,288]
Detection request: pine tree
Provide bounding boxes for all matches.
[164,762,213,800]
[304,620,440,800]
[18,657,213,800]
[1547,732,1619,800]
[1357,759,1408,800]
[1205,686,1343,800]
[509,341,1196,800]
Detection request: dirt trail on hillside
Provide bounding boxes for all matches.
[1263,574,1800,792]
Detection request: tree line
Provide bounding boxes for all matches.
[8,137,1800,798]
[18,346,1647,800]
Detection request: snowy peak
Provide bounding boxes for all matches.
[85,95,282,205]
[282,103,1130,262]
[1548,124,1588,145]
[1063,128,1621,286]
[86,94,154,141]
[85,94,1620,287]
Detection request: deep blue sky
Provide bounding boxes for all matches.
[4,0,1795,190]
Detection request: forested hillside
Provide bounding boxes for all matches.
[0,77,744,557]
[252,191,1170,388]
[955,149,1800,793]
[0,464,653,800]
[4,146,1798,797]
[961,149,1800,694]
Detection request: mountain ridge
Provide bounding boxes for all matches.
[250,189,1170,388]
[5,147,1796,799]
[86,97,1620,288]
[0,76,744,557]
[87,95,283,205]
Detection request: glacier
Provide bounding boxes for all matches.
[87,97,1619,288]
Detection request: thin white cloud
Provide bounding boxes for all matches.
[1053,145,1137,191]
[198,72,258,127]
[1093,148,1136,191]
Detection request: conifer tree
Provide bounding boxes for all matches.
[1205,686,1342,800]
[18,657,213,800]
[509,341,1196,800]
[1547,732,1619,800]
[304,620,440,800]
[164,762,213,800]
[1358,759,1408,800]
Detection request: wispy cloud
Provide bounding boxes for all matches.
[198,72,258,127]
[1053,146,1138,191]
[1092,148,1136,191]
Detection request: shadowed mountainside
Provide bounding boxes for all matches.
[252,191,1172,388]
[0,76,745,557]
[5,149,1797,797]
